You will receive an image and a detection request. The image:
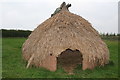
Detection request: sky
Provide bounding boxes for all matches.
[0,0,119,34]
[118,1,120,33]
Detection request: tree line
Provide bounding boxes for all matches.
[1,29,120,39]
[100,33,120,36]
[1,29,32,37]
[100,33,119,40]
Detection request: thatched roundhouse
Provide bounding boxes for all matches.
[22,2,109,71]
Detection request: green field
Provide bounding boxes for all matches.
[2,38,119,78]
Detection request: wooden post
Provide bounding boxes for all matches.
[26,54,35,68]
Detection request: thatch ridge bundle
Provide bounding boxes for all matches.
[22,2,109,71]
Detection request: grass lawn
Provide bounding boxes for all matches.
[2,38,119,78]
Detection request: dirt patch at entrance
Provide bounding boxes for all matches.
[57,49,83,73]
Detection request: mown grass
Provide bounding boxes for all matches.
[2,38,119,78]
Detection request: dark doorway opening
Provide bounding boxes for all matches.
[57,49,83,73]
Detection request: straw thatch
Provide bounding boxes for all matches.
[22,2,109,71]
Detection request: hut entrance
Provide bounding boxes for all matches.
[57,49,83,73]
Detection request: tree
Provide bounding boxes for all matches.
[1,29,32,37]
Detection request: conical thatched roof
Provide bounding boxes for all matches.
[22,2,109,71]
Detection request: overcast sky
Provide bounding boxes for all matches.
[0,0,119,34]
